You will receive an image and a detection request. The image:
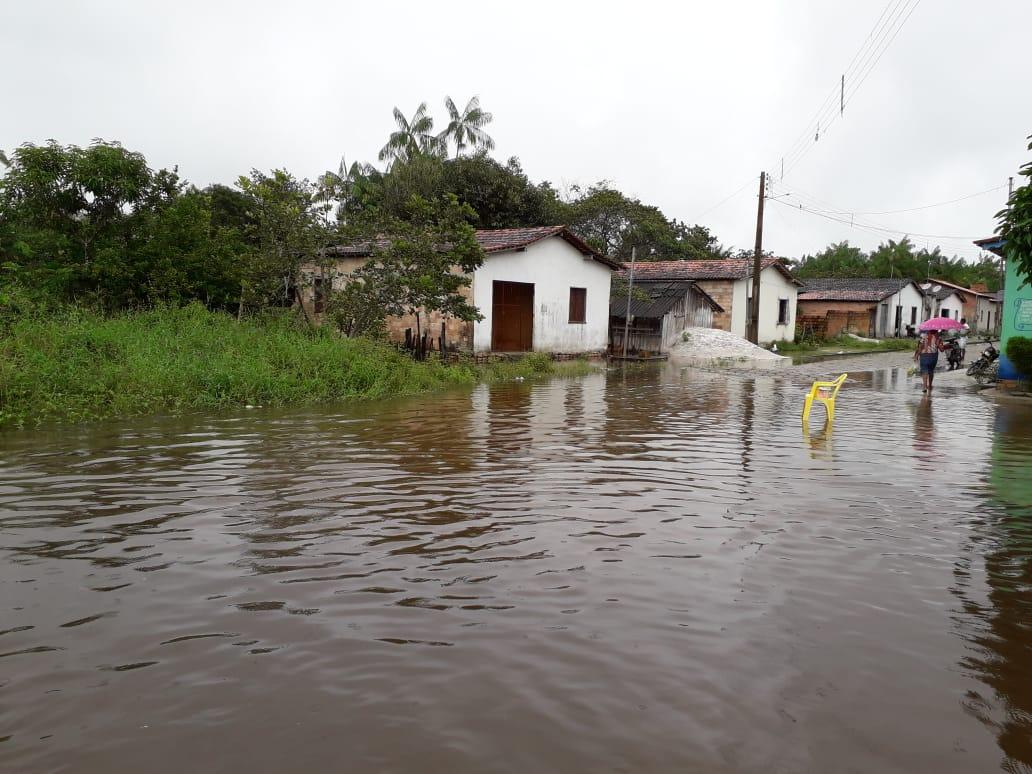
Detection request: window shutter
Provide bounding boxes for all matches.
[569,288,586,323]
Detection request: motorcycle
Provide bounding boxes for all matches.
[966,343,999,383]
[943,340,964,371]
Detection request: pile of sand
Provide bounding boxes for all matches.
[669,327,789,369]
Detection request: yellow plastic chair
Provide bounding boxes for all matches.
[802,373,847,422]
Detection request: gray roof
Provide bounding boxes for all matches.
[610,280,722,318]
[918,282,966,302]
[798,277,914,302]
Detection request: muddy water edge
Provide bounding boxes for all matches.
[2,363,1031,773]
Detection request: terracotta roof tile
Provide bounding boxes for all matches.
[326,226,620,269]
[617,257,800,284]
[798,277,914,302]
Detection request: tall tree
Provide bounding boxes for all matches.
[235,169,329,317]
[378,103,443,166]
[352,194,485,346]
[318,156,376,224]
[0,140,172,305]
[998,135,1032,283]
[439,96,495,157]
[562,183,728,260]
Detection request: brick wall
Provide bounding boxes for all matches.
[694,280,733,332]
[300,258,475,350]
[797,300,876,338]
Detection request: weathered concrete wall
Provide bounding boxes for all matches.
[298,258,474,350]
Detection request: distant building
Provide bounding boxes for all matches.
[305,226,619,355]
[925,277,1000,333]
[616,258,800,343]
[797,278,925,338]
[918,282,967,323]
[609,280,723,356]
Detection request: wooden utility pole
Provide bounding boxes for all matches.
[748,172,766,344]
[622,246,637,358]
[999,176,1014,311]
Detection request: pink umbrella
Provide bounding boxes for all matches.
[918,317,963,332]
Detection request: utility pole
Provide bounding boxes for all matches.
[998,176,1013,324]
[622,246,636,359]
[748,172,766,344]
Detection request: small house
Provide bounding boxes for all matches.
[920,283,967,322]
[797,278,926,338]
[617,258,800,343]
[305,226,619,355]
[609,280,723,356]
[924,278,997,330]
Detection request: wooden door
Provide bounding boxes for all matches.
[491,281,534,351]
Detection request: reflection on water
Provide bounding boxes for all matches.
[802,418,834,460]
[1,365,1030,772]
[953,404,1032,768]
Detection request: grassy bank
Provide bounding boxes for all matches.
[0,304,594,429]
[776,334,917,355]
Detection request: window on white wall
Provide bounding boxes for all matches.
[777,298,789,325]
[569,287,586,324]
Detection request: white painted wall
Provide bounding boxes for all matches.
[974,296,1000,333]
[471,237,613,352]
[875,283,925,337]
[733,267,799,342]
[937,292,964,321]
[757,268,799,343]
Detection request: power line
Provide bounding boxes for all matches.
[783,0,921,175]
[776,0,910,171]
[842,0,923,108]
[691,175,757,221]
[770,181,1008,217]
[768,197,987,255]
[775,0,923,179]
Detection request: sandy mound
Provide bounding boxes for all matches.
[669,327,789,369]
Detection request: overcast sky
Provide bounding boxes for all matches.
[3,0,1029,261]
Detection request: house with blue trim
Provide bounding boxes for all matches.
[974,236,1030,384]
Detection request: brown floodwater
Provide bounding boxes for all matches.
[2,364,1031,773]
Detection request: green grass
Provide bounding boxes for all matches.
[776,334,916,354]
[0,304,482,429]
[0,304,602,429]
[478,352,597,383]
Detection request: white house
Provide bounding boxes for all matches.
[926,278,1000,333]
[798,278,926,337]
[618,258,801,343]
[920,283,966,322]
[307,226,618,355]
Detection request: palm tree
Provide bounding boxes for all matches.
[318,156,375,221]
[0,149,9,168]
[439,96,494,157]
[378,103,443,166]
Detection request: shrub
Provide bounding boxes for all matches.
[1006,336,1032,379]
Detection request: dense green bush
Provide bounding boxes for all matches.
[0,303,480,428]
[0,302,600,429]
[1006,336,1032,379]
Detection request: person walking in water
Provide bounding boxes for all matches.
[914,329,945,393]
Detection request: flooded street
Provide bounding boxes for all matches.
[2,363,1031,773]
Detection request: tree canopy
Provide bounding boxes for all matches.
[791,238,1002,290]
[998,135,1032,283]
